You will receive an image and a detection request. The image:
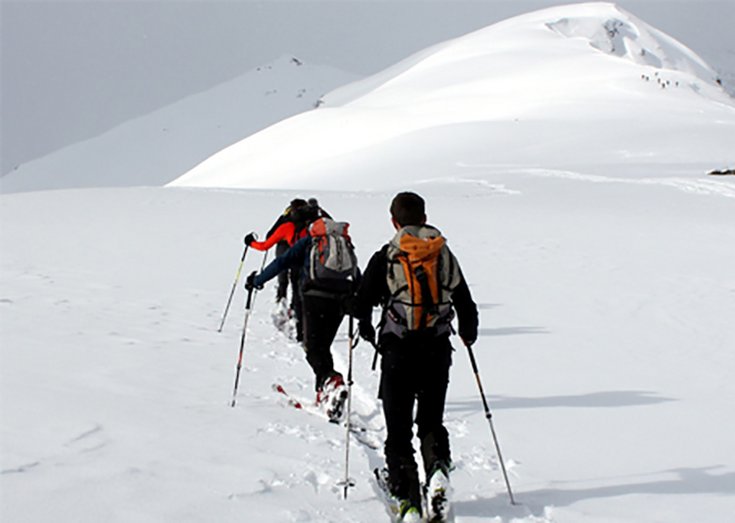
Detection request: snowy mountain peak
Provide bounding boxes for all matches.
[169,2,734,192]
[544,3,718,84]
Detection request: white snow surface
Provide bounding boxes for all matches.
[170,2,734,191]
[2,177,734,522]
[3,3,735,522]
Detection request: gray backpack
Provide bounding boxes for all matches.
[306,218,358,291]
[382,225,461,337]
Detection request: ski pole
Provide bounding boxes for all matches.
[338,315,357,499]
[217,242,250,332]
[464,341,517,505]
[230,280,256,407]
[250,250,269,310]
[370,339,380,371]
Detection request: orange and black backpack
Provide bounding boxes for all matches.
[382,225,462,337]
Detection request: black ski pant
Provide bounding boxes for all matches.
[301,292,346,391]
[290,268,303,341]
[379,333,453,506]
[275,241,289,301]
[275,240,303,341]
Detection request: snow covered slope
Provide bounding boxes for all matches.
[170,2,735,191]
[0,56,357,193]
[2,178,734,522]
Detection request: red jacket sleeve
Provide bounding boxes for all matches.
[250,222,297,251]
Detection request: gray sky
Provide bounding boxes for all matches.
[2,0,733,175]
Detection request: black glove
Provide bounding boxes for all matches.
[245,271,263,291]
[460,331,477,348]
[244,232,257,246]
[358,320,376,346]
[341,294,356,316]
[459,323,477,347]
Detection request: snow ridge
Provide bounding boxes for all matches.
[545,3,718,84]
[169,2,735,192]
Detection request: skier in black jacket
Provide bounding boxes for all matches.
[352,192,478,521]
[261,198,311,305]
[246,216,357,422]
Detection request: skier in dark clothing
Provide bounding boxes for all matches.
[262,198,329,302]
[246,216,358,421]
[245,199,320,341]
[307,197,332,219]
[256,199,309,300]
[351,192,478,521]
[264,201,304,303]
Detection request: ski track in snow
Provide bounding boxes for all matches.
[242,305,546,522]
[1,424,108,476]
[454,165,735,199]
[250,308,555,523]
[524,169,735,198]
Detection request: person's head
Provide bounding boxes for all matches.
[290,198,319,226]
[307,197,319,208]
[287,198,308,219]
[390,192,426,228]
[289,198,308,211]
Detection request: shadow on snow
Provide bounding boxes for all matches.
[446,390,676,414]
[454,466,735,519]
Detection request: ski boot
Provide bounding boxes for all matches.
[374,468,422,522]
[397,499,422,522]
[425,461,452,522]
[316,373,348,423]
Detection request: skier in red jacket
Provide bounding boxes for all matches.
[244,199,320,341]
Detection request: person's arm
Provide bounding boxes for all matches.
[250,222,296,251]
[451,269,479,346]
[253,237,309,287]
[347,246,388,344]
[352,246,389,320]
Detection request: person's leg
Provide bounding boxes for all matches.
[275,241,289,301]
[302,295,343,390]
[416,336,453,477]
[380,344,422,509]
[289,268,303,341]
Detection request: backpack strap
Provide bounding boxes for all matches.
[414,264,435,329]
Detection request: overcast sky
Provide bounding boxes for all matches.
[2,0,733,175]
